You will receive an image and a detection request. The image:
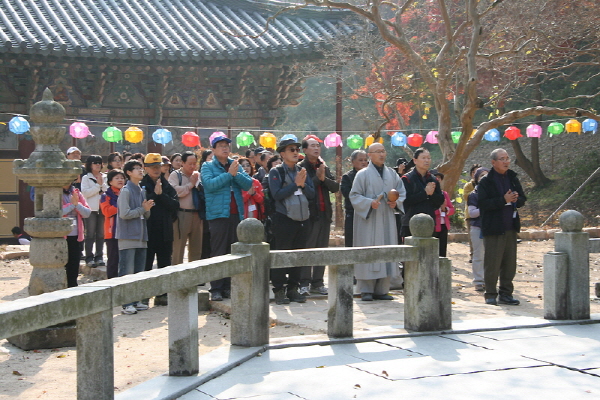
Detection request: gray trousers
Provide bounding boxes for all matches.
[357,277,391,296]
[470,226,485,285]
[483,230,517,299]
[300,216,329,288]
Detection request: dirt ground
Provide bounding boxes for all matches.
[1,240,600,400]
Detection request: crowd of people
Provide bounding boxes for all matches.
[53,134,526,314]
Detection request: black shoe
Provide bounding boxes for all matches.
[222,289,231,299]
[361,293,373,301]
[211,292,223,301]
[485,297,497,306]
[373,294,394,300]
[286,287,306,303]
[498,294,520,305]
[274,288,290,305]
[96,260,106,267]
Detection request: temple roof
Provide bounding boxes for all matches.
[0,0,353,62]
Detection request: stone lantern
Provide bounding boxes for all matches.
[10,88,81,349]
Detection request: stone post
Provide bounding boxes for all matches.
[544,210,590,320]
[403,214,452,331]
[9,88,81,350]
[169,287,199,375]
[77,310,114,400]
[230,218,270,347]
[327,264,353,338]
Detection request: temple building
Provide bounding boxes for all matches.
[0,0,353,240]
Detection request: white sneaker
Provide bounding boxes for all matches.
[299,286,310,296]
[121,305,137,315]
[310,285,328,295]
[134,302,149,311]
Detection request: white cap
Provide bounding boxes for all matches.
[66,146,81,155]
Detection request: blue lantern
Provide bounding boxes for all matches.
[152,128,172,144]
[391,132,407,147]
[280,133,298,143]
[9,116,30,134]
[484,128,500,142]
[582,119,598,133]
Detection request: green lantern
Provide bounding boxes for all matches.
[236,131,254,147]
[347,134,363,149]
[102,127,122,142]
[451,131,461,144]
[547,122,564,136]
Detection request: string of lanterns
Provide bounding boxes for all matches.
[6,115,598,150]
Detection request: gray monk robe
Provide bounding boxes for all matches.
[350,162,406,283]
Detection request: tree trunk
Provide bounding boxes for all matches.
[511,137,551,187]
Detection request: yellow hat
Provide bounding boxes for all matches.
[144,153,162,166]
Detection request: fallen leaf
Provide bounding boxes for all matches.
[316,366,325,368]
[56,354,66,358]
[12,370,22,376]
[354,384,361,389]
[382,370,388,377]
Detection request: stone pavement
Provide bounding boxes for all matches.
[116,295,600,400]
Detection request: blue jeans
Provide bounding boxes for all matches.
[118,247,147,307]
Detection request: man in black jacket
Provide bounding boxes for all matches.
[477,148,527,306]
[340,150,368,247]
[141,153,180,306]
[298,136,340,296]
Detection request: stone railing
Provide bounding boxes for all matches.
[0,215,449,400]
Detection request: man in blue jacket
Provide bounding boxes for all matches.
[201,135,253,301]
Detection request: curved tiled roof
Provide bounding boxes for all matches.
[0,0,353,62]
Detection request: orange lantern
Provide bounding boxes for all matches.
[565,119,581,134]
[182,131,200,147]
[259,132,277,149]
[407,133,423,147]
[124,126,143,143]
[504,126,522,140]
[364,134,383,147]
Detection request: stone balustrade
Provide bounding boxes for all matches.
[0,214,451,400]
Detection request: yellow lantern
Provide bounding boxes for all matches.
[565,119,581,134]
[259,132,277,149]
[125,126,144,143]
[364,134,383,147]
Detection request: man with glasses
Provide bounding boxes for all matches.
[350,142,406,301]
[201,135,253,301]
[141,153,179,306]
[268,137,316,304]
[477,148,527,306]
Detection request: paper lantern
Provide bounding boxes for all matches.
[259,132,277,149]
[152,128,172,144]
[324,132,342,148]
[484,128,500,142]
[547,122,564,136]
[124,126,143,143]
[425,130,439,144]
[303,134,323,143]
[182,131,200,147]
[582,119,598,133]
[504,126,522,140]
[280,133,298,142]
[526,124,542,138]
[365,135,383,148]
[451,131,461,144]
[8,116,30,134]
[236,131,254,147]
[347,134,363,149]
[565,119,581,134]
[391,132,407,147]
[407,133,423,147]
[102,127,122,142]
[69,122,90,138]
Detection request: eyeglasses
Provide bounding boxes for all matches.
[496,157,510,162]
[286,147,300,153]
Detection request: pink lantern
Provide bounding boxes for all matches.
[69,122,90,139]
[504,126,522,140]
[526,124,543,138]
[209,131,225,146]
[425,130,439,144]
[324,132,342,148]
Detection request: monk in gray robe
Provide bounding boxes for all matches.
[350,143,406,301]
